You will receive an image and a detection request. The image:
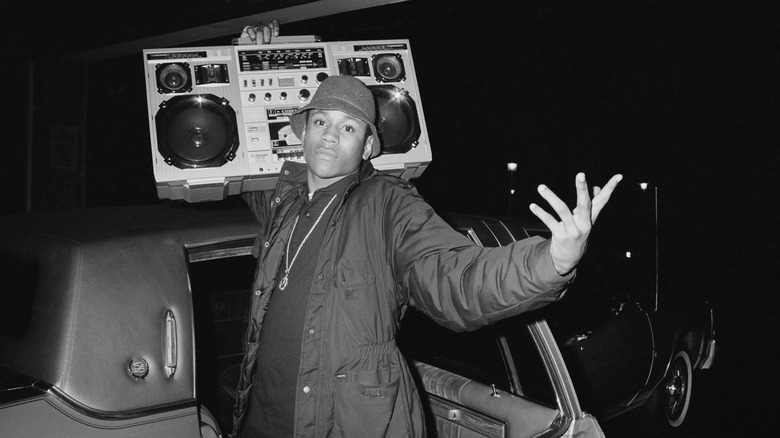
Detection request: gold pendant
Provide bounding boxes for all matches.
[279,275,289,291]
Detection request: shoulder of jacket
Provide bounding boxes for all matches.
[365,171,416,191]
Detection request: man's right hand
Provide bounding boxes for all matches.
[241,19,280,44]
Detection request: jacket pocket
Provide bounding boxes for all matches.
[333,373,403,437]
[334,268,376,299]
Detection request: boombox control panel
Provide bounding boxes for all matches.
[143,40,431,202]
[235,46,331,178]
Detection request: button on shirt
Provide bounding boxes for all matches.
[244,176,353,437]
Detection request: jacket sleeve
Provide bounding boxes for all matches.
[387,185,574,332]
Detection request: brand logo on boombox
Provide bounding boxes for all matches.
[142,39,432,202]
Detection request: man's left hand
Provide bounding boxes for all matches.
[530,172,623,275]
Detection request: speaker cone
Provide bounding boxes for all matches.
[155,94,239,169]
[156,62,193,94]
[371,85,421,155]
[372,54,406,83]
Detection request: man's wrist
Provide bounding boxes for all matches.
[550,247,577,276]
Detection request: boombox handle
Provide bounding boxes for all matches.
[231,35,321,45]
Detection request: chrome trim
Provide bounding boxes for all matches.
[163,310,178,378]
[46,386,198,421]
[701,339,716,369]
[188,245,254,262]
[497,334,523,396]
[527,320,583,419]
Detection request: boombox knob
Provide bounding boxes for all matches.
[316,72,329,84]
[299,89,311,101]
[301,75,309,84]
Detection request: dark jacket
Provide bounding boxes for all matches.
[233,161,573,437]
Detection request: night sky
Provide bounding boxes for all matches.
[2,0,778,436]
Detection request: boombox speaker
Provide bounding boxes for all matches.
[143,39,431,202]
[155,94,240,168]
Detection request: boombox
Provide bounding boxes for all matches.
[142,39,431,202]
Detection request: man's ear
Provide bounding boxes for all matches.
[362,135,374,160]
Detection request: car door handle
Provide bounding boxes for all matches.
[611,302,626,315]
[164,309,177,378]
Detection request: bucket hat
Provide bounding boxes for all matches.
[290,75,381,158]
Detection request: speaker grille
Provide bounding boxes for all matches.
[155,94,239,169]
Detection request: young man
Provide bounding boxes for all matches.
[235,73,621,437]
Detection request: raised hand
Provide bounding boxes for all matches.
[529,172,623,275]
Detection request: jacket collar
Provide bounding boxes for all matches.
[277,160,376,198]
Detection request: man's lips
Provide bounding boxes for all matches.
[314,148,338,160]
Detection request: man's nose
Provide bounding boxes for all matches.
[321,125,339,143]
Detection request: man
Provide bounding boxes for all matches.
[234,69,621,436]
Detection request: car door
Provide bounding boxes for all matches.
[400,308,572,438]
[543,292,655,418]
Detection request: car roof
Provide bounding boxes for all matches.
[0,202,258,244]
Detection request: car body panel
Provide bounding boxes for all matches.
[544,294,656,415]
[0,392,199,437]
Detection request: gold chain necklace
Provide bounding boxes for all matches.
[279,193,338,291]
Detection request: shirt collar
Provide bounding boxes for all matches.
[308,169,359,200]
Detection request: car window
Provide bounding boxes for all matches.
[498,317,558,407]
[187,239,255,434]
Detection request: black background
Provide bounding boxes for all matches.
[2,0,777,436]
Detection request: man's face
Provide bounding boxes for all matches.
[302,109,373,191]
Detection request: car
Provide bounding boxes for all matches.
[0,184,715,437]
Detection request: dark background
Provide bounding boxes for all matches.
[2,0,777,436]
